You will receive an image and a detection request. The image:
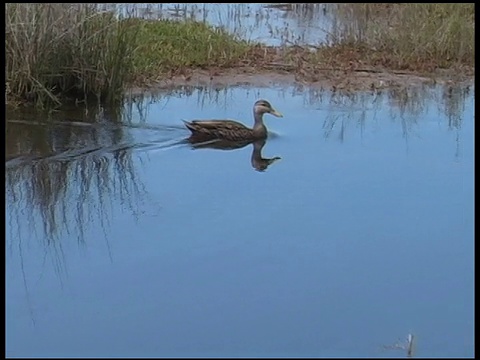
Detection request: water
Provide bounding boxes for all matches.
[104,3,334,46]
[5,83,474,357]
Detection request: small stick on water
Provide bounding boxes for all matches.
[382,333,415,358]
[407,333,415,357]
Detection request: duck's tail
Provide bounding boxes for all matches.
[182,120,196,133]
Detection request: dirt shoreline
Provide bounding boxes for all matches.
[128,67,474,96]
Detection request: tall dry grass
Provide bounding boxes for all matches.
[5,3,474,108]
[5,3,251,107]
[331,3,474,70]
[5,3,138,107]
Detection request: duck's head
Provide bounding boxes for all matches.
[254,99,283,118]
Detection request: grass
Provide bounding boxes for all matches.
[131,19,250,84]
[5,3,475,108]
[5,4,250,108]
[319,3,475,71]
[5,4,138,108]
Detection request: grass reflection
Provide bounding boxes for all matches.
[109,3,332,46]
[8,83,468,250]
[126,82,472,155]
[6,104,152,282]
[314,84,471,153]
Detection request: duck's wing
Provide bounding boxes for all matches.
[185,119,249,131]
[183,119,254,141]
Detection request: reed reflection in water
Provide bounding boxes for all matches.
[6,105,157,287]
[6,82,473,357]
[283,83,471,160]
[7,82,468,256]
[128,81,472,160]
[105,3,333,46]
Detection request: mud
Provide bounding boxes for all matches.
[128,67,474,96]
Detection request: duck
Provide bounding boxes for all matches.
[183,99,283,141]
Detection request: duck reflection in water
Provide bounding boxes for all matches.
[186,136,281,172]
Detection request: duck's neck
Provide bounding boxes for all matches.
[253,111,267,136]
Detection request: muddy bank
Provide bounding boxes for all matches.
[128,67,474,96]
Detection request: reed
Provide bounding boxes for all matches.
[5,3,138,108]
[5,4,250,108]
[326,3,474,70]
[5,3,474,108]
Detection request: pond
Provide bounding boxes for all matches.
[105,3,335,46]
[5,83,474,357]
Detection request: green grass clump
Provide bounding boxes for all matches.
[131,19,250,79]
[5,4,251,108]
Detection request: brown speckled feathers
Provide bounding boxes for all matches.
[183,120,256,141]
[183,100,283,141]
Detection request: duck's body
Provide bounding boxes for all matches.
[183,100,282,141]
[183,119,263,141]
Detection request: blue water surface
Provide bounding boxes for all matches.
[6,84,474,358]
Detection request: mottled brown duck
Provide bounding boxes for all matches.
[183,99,283,141]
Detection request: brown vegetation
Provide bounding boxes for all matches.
[6,3,475,108]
